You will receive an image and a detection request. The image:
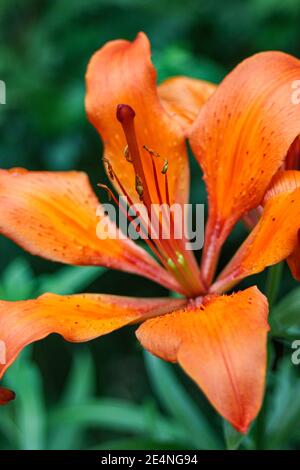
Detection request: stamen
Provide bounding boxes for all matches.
[99,156,173,270]
[176,251,185,266]
[135,175,144,200]
[102,158,114,180]
[124,145,132,163]
[167,258,176,270]
[144,144,174,250]
[97,183,113,201]
[149,149,164,206]
[116,104,204,297]
[164,171,171,207]
[97,182,165,265]
[143,145,160,159]
[145,144,172,245]
[116,104,163,245]
[101,157,157,246]
[117,107,181,276]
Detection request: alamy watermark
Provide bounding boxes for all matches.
[291,340,300,365]
[291,80,300,105]
[96,198,205,250]
[0,80,6,105]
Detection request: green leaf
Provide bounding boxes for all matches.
[270,287,300,338]
[155,45,225,83]
[265,358,300,448]
[38,266,106,295]
[144,351,222,449]
[0,258,36,300]
[223,420,244,450]
[7,359,47,450]
[265,263,283,308]
[49,349,95,449]
[0,407,20,449]
[91,438,189,450]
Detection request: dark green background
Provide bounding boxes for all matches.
[0,0,300,450]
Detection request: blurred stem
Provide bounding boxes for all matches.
[223,420,244,450]
[255,395,268,450]
[255,341,275,449]
[266,263,283,309]
[256,264,283,449]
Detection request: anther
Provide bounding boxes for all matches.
[176,251,185,266]
[124,145,132,163]
[135,175,144,200]
[143,145,161,159]
[167,258,176,270]
[161,160,168,174]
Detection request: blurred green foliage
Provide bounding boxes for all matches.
[1,0,300,450]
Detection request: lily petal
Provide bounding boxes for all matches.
[0,169,180,292]
[287,235,300,280]
[85,32,189,206]
[158,76,216,132]
[189,51,300,284]
[0,294,186,381]
[263,170,300,201]
[212,171,300,292]
[264,170,300,281]
[285,136,300,170]
[136,287,269,433]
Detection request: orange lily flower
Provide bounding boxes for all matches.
[0,32,300,435]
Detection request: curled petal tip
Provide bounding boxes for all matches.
[116,104,135,123]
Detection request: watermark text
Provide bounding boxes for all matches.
[96,199,205,251]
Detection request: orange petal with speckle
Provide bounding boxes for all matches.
[0,169,181,292]
[136,287,269,433]
[0,294,186,385]
[85,32,190,207]
[189,51,300,284]
[212,171,300,292]
[158,76,216,133]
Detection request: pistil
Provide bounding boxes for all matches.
[112,104,204,297]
